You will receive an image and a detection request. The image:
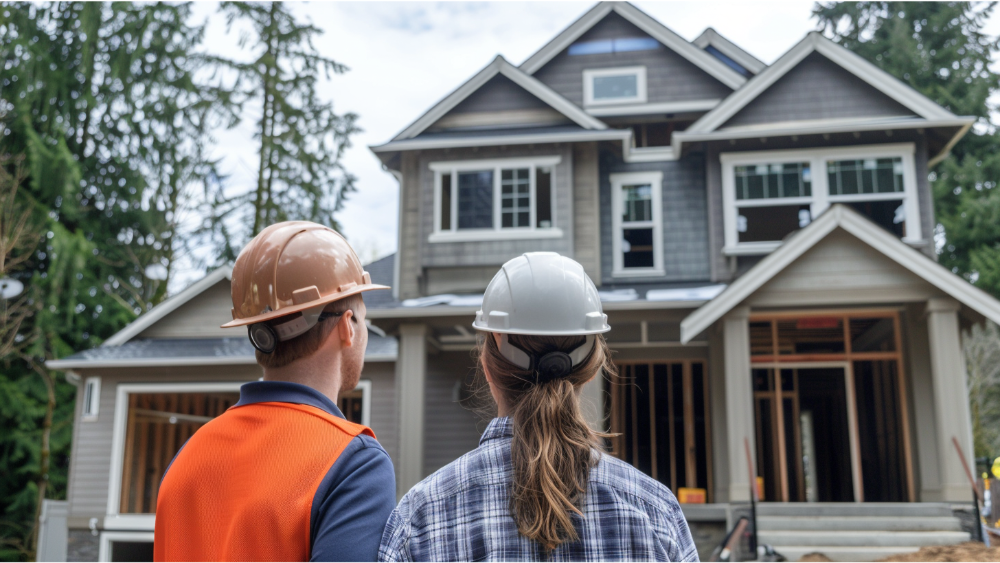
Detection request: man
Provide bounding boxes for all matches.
[154,221,396,562]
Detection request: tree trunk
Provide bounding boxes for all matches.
[251,6,278,236]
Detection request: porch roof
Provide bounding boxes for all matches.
[46,334,398,370]
[680,204,1000,343]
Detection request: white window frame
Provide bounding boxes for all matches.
[721,143,920,255]
[98,530,153,562]
[611,171,665,277]
[429,156,563,243]
[104,382,246,531]
[82,376,101,421]
[344,379,372,428]
[583,66,648,106]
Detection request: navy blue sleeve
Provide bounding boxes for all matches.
[310,435,397,562]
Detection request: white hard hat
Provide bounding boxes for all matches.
[473,252,610,378]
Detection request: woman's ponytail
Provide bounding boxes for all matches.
[476,333,615,551]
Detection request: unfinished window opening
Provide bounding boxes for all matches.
[119,391,239,514]
[607,361,712,502]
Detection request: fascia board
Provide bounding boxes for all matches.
[676,116,975,143]
[496,60,607,130]
[100,266,233,348]
[680,207,841,342]
[680,204,1000,342]
[370,129,631,153]
[45,352,397,370]
[687,35,817,134]
[519,3,616,74]
[366,298,703,321]
[611,3,746,90]
[392,57,503,141]
[693,28,766,74]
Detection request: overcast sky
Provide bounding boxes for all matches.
[181,1,1000,288]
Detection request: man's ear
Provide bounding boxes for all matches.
[336,310,355,348]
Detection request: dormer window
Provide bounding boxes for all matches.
[583,66,647,106]
[429,156,563,243]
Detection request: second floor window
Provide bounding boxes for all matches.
[583,66,647,106]
[430,157,561,242]
[721,144,921,254]
[611,171,664,277]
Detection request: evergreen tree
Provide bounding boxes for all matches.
[203,2,360,262]
[813,2,1000,296]
[0,4,231,559]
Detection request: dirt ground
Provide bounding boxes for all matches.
[874,543,1000,562]
[793,542,1000,562]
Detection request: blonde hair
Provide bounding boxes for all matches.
[474,333,616,552]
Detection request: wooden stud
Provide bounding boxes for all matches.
[631,367,640,467]
[702,361,714,503]
[120,394,138,513]
[892,313,916,502]
[683,362,697,489]
[667,365,677,493]
[648,364,658,481]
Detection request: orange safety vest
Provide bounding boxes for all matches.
[153,399,374,561]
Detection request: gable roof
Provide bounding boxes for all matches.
[680,204,1000,342]
[693,27,766,75]
[102,266,233,347]
[518,2,747,90]
[685,32,958,136]
[391,55,607,142]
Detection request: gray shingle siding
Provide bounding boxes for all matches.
[417,144,575,269]
[532,12,732,107]
[723,53,916,128]
[599,148,712,285]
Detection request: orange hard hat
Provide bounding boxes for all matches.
[221,221,388,335]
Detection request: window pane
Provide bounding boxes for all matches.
[536,167,552,228]
[828,157,903,196]
[734,162,811,200]
[593,74,638,100]
[622,184,652,222]
[737,204,811,243]
[440,173,451,231]
[846,200,906,237]
[623,227,655,268]
[500,168,530,228]
[120,392,240,514]
[457,170,493,229]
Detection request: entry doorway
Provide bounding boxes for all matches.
[749,311,914,502]
[754,364,860,502]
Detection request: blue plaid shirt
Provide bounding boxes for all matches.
[379,417,699,562]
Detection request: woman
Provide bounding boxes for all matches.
[379,252,698,562]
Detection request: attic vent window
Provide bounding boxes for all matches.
[583,66,647,106]
[568,37,659,56]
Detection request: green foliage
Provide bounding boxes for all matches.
[0,3,233,559]
[201,2,360,262]
[813,2,1000,297]
[964,322,1000,460]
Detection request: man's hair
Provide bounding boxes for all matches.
[255,294,364,369]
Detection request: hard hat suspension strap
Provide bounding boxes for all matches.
[248,304,339,354]
[498,334,596,384]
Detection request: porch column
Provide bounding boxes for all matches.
[925,298,976,501]
[580,374,605,432]
[396,323,427,498]
[723,306,756,502]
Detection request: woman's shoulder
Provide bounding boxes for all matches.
[396,441,508,515]
[591,453,684,515]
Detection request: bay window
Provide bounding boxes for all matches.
[611,171,664,276]
[430,157,561,242]
[721,144,920,254]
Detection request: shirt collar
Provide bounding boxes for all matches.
[235,380,346,419]
[479,417,514,446]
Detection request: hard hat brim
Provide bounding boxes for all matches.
[220,283,390,329]
[470,322,611,336]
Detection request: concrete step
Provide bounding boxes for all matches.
[757,515,964,532]
[760,530,970,547]
[754,502,954,517]
[774,545,921,562]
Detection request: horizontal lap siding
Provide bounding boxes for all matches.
[448,75,553,114]
[723,53,915,128]
[67,362,397,523]
[599,149,712,284]
[137,282,236,339]
[423,352,482,477]
[532,13,732,107]
[418,145,575,272]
